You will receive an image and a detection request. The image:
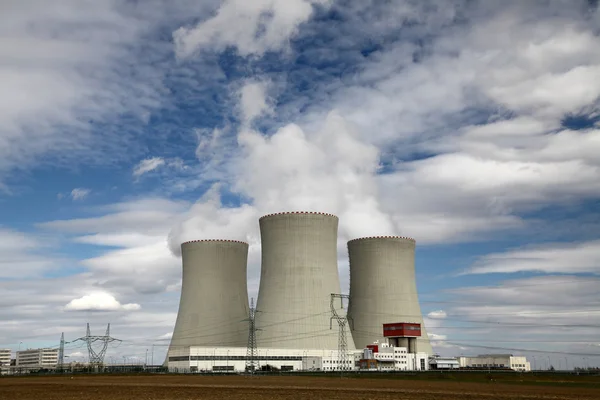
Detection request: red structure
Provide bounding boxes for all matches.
[366,344,379,353]
[383,322,421,338]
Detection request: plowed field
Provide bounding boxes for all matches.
[1,374,599,399]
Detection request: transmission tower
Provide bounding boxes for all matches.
[330,293,353,373]
[58,332,65,370]
[245,298,260,374]
[73,323,122,366]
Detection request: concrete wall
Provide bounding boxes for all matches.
[254,212,353,350]
[168,240,249,355]
[347,236,432,354]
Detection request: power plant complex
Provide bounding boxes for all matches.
[167,211,432,372]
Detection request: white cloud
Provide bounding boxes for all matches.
[427,310,448,319]
[158,332,173,340]
[0,1,176,186]
[234,112,395,239]
[0,228,62,279]
[437,276,600,353]
[133,157,165,177]
[173,0,332,58]
[70,188,91,201]
[239,80,272,124]
[64,292,141,312]
[39,198,188,295]
[465,240,600,275]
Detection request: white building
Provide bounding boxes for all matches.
[168,343,429,373]
[429,356,460,370]
[0,349,11,374]
[16,348,58,370]
[458,354,530,372]
[360,343,429,371]
[168,346,359,372]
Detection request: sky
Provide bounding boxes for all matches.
[1,0,599,370]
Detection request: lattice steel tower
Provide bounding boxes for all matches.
[73,323,122,365]
[330,293,352,372]
[245,298,259,373]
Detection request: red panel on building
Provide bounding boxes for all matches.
[382,322,421,337]
[366,344,379,353]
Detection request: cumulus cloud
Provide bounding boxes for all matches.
[133,157,166,177]
[64,292,141,312]
[168,110,396,258]
[239,80,272,125]
[173,0,332,58]
[465,240,600,275]
[427,310,448,319]
[70,188,91,201]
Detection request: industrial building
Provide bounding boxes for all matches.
[166,211,432,372]
[359,343,429,371]
[347,236,432,354]
[16,348,58,370]
[429,356,460,370]
[458,354,531,371]
[168,344,429,373]
[167,240,250,355]
[0,349,11,374]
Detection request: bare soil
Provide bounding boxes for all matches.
[1,374,599,400]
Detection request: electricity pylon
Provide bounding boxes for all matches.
[330,293,353,374]
[245,298,260,374]
[73,323,122,366]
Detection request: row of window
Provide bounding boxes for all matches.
[383,325,420,331]
[472,364,506,367]
[170,355,303,362]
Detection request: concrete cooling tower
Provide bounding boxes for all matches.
[255,212,354,350]
[347,236,432,354]
[167,240,249,355]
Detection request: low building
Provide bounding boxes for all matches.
[429,356,460,370]
[458,354,530,372]
[360,343,429,371]
[168,344,429,373]
[0,349,11,374]
[16,348,59,370]
[168,346,360,373]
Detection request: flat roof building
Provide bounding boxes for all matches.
[16,348,58,370]
[458,354,530,372]
[0,349,11,374]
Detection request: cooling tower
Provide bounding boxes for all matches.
[255,212,353,350]
[167,240,249,354]
[347,236,432,354]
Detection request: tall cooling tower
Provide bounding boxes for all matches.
[168,240,249,354]
[347,236,432,354]
[255,212,353,350]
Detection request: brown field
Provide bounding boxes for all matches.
[1,374,599,400]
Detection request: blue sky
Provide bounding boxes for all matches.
[1,0,600,368]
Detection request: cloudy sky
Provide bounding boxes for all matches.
[1,0,599,369]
